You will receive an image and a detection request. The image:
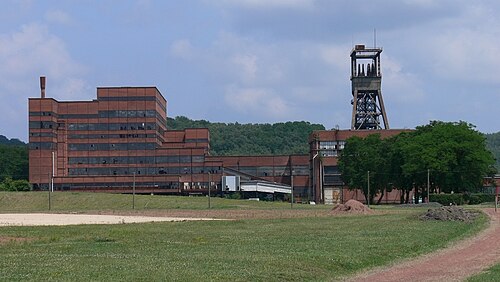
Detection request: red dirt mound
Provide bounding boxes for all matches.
[331,199,373,214]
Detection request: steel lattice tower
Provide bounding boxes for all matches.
[350,45,389,130]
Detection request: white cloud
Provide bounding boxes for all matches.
[170,39,194,60]
[384,55,424,100]
[0,23,88,140]
[44,9,72,25]
[224,86,291,118]
[231,54,258,83]
[217,0,315,10]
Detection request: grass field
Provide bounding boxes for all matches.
[0,192,488,281]
[0,191,327,212]
[468,264,500,281]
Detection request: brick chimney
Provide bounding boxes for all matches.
[40,76,46,98]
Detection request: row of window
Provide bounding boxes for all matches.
[52,181,181,190]
[68,166,222,176]
[68,122,156,131]
[68,155,205,165]
[323,166,342,185]
[319,141,346,150]
[97,96,167,113]
[29,142,56,150]
[29,121,55,129]
[68,142,157,151]
[227,165,309,177]
[98,110,157,118]
[68,133,157,139]
[185,138,209,143]
[30,132,55,137]
[29,111,55,117]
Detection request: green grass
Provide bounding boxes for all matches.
[0,205,487,281]
[468,264,500,281]
[0,191,327,212]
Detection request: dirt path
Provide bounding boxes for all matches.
[349,208,500,282]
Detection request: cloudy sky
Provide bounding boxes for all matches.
[1,0,499,141]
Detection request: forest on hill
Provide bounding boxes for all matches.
[167,116,326,156]
[486,131,500,170]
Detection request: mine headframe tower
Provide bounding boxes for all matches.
[350,44,389,130]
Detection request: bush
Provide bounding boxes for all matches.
[466,193,495,205]
[430,194,465,206]
[0,178,31,191]
[224,192,242,200]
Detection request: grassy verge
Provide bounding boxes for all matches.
[0,209,487,281]
[0,191,328,212]
[468,264,500,281]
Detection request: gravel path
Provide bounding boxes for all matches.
[0,213,223,226]
[349,208,500,282]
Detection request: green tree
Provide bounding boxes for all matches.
[339,121,496,204]
[400,121,495,197]
[338,134,390,204]
[0,144,28,181]
[485,131,500,170]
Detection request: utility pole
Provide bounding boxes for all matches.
[48,172,51,211]
[427,169,430,203]
[367,170,370,208]
[208,172,211,209]
[51,151,55,192]
[132,172,136,210]
[291,169,294,209]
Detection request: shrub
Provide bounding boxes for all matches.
[0,178,31,191]
[466,193,495,205]
[224,192,242,200]
[430,194,465,206]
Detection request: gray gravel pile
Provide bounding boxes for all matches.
[419,206,479,222]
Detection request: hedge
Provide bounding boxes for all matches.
[430,193,495,205]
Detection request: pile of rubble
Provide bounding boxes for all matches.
[419,206,479,222]
[331,199,373,215]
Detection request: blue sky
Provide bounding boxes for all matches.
[1,0,499,141]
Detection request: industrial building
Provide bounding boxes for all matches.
[28,78,307,199]
[29,44,411,204]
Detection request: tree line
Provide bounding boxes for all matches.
[338,121,497,204]
[0,118,498,193]
[0,139,29,191]
[167,116,325,155]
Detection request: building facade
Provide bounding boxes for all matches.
[29,78,307,197]
[309,129,410,204]
[29,77,413,204]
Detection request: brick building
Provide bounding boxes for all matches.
[28,77,306,197]
[29,77,414,203]
[309,129,411,204]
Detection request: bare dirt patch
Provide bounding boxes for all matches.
[0,213,224,226]
[331,199,374,215]
[89,208,330,220]
[0,236,32,245]
[349,208,500,282]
